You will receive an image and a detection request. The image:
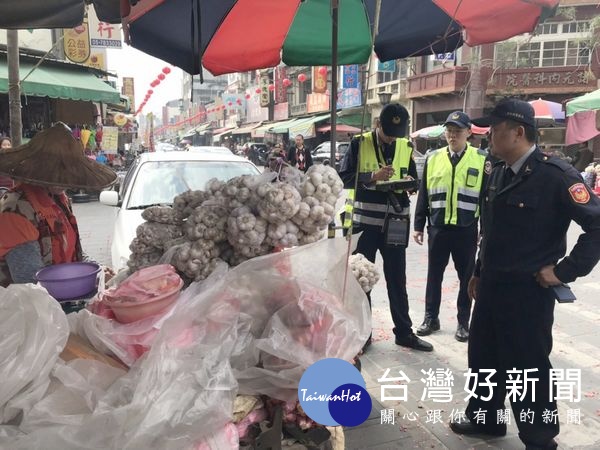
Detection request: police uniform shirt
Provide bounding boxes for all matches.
[475,148,600,283]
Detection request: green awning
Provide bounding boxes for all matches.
[288,114,330,139]
[269,118,303,134]
[566,89,600,116]
[337,113,369,128]
[0,59,120,104]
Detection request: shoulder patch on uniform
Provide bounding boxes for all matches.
[568,183,590,204]
[484,160,492,175]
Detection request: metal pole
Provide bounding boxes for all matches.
[330,0,338,166]
[7,30,22,146]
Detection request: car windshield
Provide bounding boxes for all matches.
[126,160,259,209]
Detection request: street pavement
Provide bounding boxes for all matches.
[74,199,600,450]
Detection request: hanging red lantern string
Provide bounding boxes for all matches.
[255,87,261,94]
[162,67,171,74]
[282,78,291,87]
[158,73,166,80]
[245,94,251,99]
[268,84,275,92]
[298,73,307,83]
[318,66,328,76]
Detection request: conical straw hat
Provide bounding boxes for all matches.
[0,123,117,190]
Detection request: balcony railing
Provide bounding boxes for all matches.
[407,67,469,98]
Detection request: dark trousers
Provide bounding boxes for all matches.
[356,227,413,338]
[424,224,477,327]
[466,275,559,448]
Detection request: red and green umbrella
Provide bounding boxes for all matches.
[123,0,559,76]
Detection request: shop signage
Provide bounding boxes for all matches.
[313,66,328,94]
[337,88,362,109]
[88,6,122,48]
[122,77,135,111]
[342,65,359,89]
[63,17,90,63]
[307,93,329,113]
[102,126,119,153]
[275,66,288,104]
[377,60,396,73]
[260,73,271,108]
[274,102,289,121]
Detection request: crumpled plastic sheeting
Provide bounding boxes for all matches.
[0,284,69,424]
[1,272,242,450]
[0,238,369,449]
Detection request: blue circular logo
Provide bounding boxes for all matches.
[298,358,372,427]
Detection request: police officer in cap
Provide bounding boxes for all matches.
[414,111,487,342]
[339,104,433,352]
[449,98,600,449]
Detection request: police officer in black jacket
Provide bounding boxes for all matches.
[449,99,600,449]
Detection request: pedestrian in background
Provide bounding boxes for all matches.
[339,103,433,352]
[413,111,487,342]
[449,99,600,449]
[287,134,313,173]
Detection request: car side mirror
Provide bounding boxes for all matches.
[100,190,120,207]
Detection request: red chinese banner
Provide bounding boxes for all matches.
[275,66,288,104]
[313,66,328,94]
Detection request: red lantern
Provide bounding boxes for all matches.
[318,66,328,75]
[236,99,242,104]
[154,79,161,85]
[298,73,307,83]
[245,94,251,99]
[150,81,158,88]
[162,67,171,74]
[147,89,153,95]
[268,84,275,92]
[282,78,291,87]
[228,101,232,106]
[158,73,166,80]
[255,87,261,94]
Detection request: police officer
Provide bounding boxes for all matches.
[449,99,600,449]
[339,104,433,352]
[413,111,487,342]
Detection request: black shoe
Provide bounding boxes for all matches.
[395,333,434,352]
[449,418,506,437]
[416,318,440,336]
[455,324,469,342]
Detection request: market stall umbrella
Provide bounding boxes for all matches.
[0,0,122,28]
[123,0,559,76]
[410,125,445,140]
[566,88,600,116]
[529,98,566,121]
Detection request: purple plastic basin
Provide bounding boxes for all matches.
[35,262,101,300]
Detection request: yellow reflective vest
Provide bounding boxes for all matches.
[425,145,486,226]
[343,132,412,229]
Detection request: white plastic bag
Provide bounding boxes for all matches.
[0,284,69,424]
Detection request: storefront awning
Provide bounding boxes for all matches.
[288,114,330,139]
[212,128,233,142]
[252,122,275,138]
[269,118,303,134]
[0,59,120,104]
[317,124,362,133]
[231,122,262,135]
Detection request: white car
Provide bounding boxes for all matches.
[188,145,233,155]
[100,151,260,272]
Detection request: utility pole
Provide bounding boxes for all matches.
[7,30,22,146]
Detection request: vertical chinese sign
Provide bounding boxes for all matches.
[313,66,328,94]
[122,77,136,112]
[274,66,287,104]
[64,17,90,64]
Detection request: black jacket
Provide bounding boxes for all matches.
[475,148,600,283]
